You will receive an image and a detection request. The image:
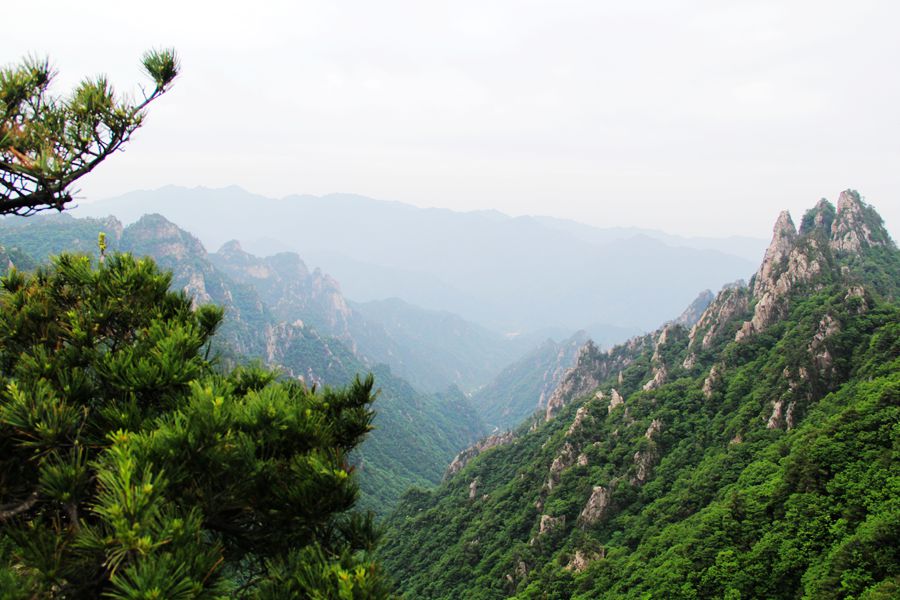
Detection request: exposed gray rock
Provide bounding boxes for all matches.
[608,388,625,413]
[644,418,663,439]
[767,399,785,430]
[539,514,565,535]
[566,405,592,436]
[702,364,722,400]
[809,313,840,376]
[469,477,480,499]
[545,336,651,421]
[547,442,576,489]
[642,364,668,391]
[564,548,605,572]
[830,189,891,253]
[672,289,716,328]
[445,430,516,479]
[686,283,750,354]
[579,486,611,526]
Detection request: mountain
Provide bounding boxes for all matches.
[381,190,900,599]
[0,213,487,513]
[470,331,590,433]
[208,240,536,392]
[75,186,757,333]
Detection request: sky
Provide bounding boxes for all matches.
[6,1,899,238]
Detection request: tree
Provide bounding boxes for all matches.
[0,253,393,598]
[0,50,177,216]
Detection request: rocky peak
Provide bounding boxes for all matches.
[217,239,246,257]
[753,210,797,297]
[799,199,836,236]
[124,214,208,261]
[684,282,749,357]
[830,189,893,253]
[672,289,715,328]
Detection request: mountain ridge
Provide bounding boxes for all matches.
[381,189,900,599]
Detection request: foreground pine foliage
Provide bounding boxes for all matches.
[0,253,392,598]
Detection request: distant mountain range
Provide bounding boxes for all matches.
[74,186,762,333]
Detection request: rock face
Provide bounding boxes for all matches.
[767,399,785,430]
[445,430,516,479]
[547,442,576,489]
[642,364,668,391]
[631,419,663,485]
[702,364,722,400]
[212,241,354,344]
[608,389,624,412]
[546,338,650,421]
[566,405,592,436]
[733,190,894,344]
[579,486,611,526]
[684,282,750,359]
[564,548,605,572]
[672,290,716,328]
[538,514,565,535]
[809,314,840,376]
[830,190,891,253]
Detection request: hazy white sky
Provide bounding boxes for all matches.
[7,1,899,237]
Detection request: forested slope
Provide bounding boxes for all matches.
[0,214,486,514]
[382,191,900,599]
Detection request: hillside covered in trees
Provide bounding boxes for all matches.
[0,213,489,514]
[381,191,900,599]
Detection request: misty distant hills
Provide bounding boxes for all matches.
[76,185,760,332]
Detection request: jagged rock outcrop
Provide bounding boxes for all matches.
[735,211,827,342]
[735,190,894,344]
[753,211,798,297]
[651,323,676,362]
[642,364,668,391]
[445,430,516,479]
[631,419,663,485]
[799,198,837,236]
[607,388,624,413]
[830,190,892,253]
[844,285,870,314]
[809,313,840,376]
[684,282,749,361]
[547,442,576,489]
[538,514,565,535]
[212,241,354,344]
[766,398,785,430]
[564,548,605,572]
[566,405,592,436]
[579,486,611,526]
[672,289,715,328]
[702,364,722,399]
[469,477,480,500]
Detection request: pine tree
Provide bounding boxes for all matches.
[0,253,393,598]
[0,50,177,216]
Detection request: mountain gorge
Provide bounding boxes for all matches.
[381,191,900,599]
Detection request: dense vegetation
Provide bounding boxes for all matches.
[0,214,487,514]
[471,332,588,431]
[0,253,391,597]
[382,196,900,599]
